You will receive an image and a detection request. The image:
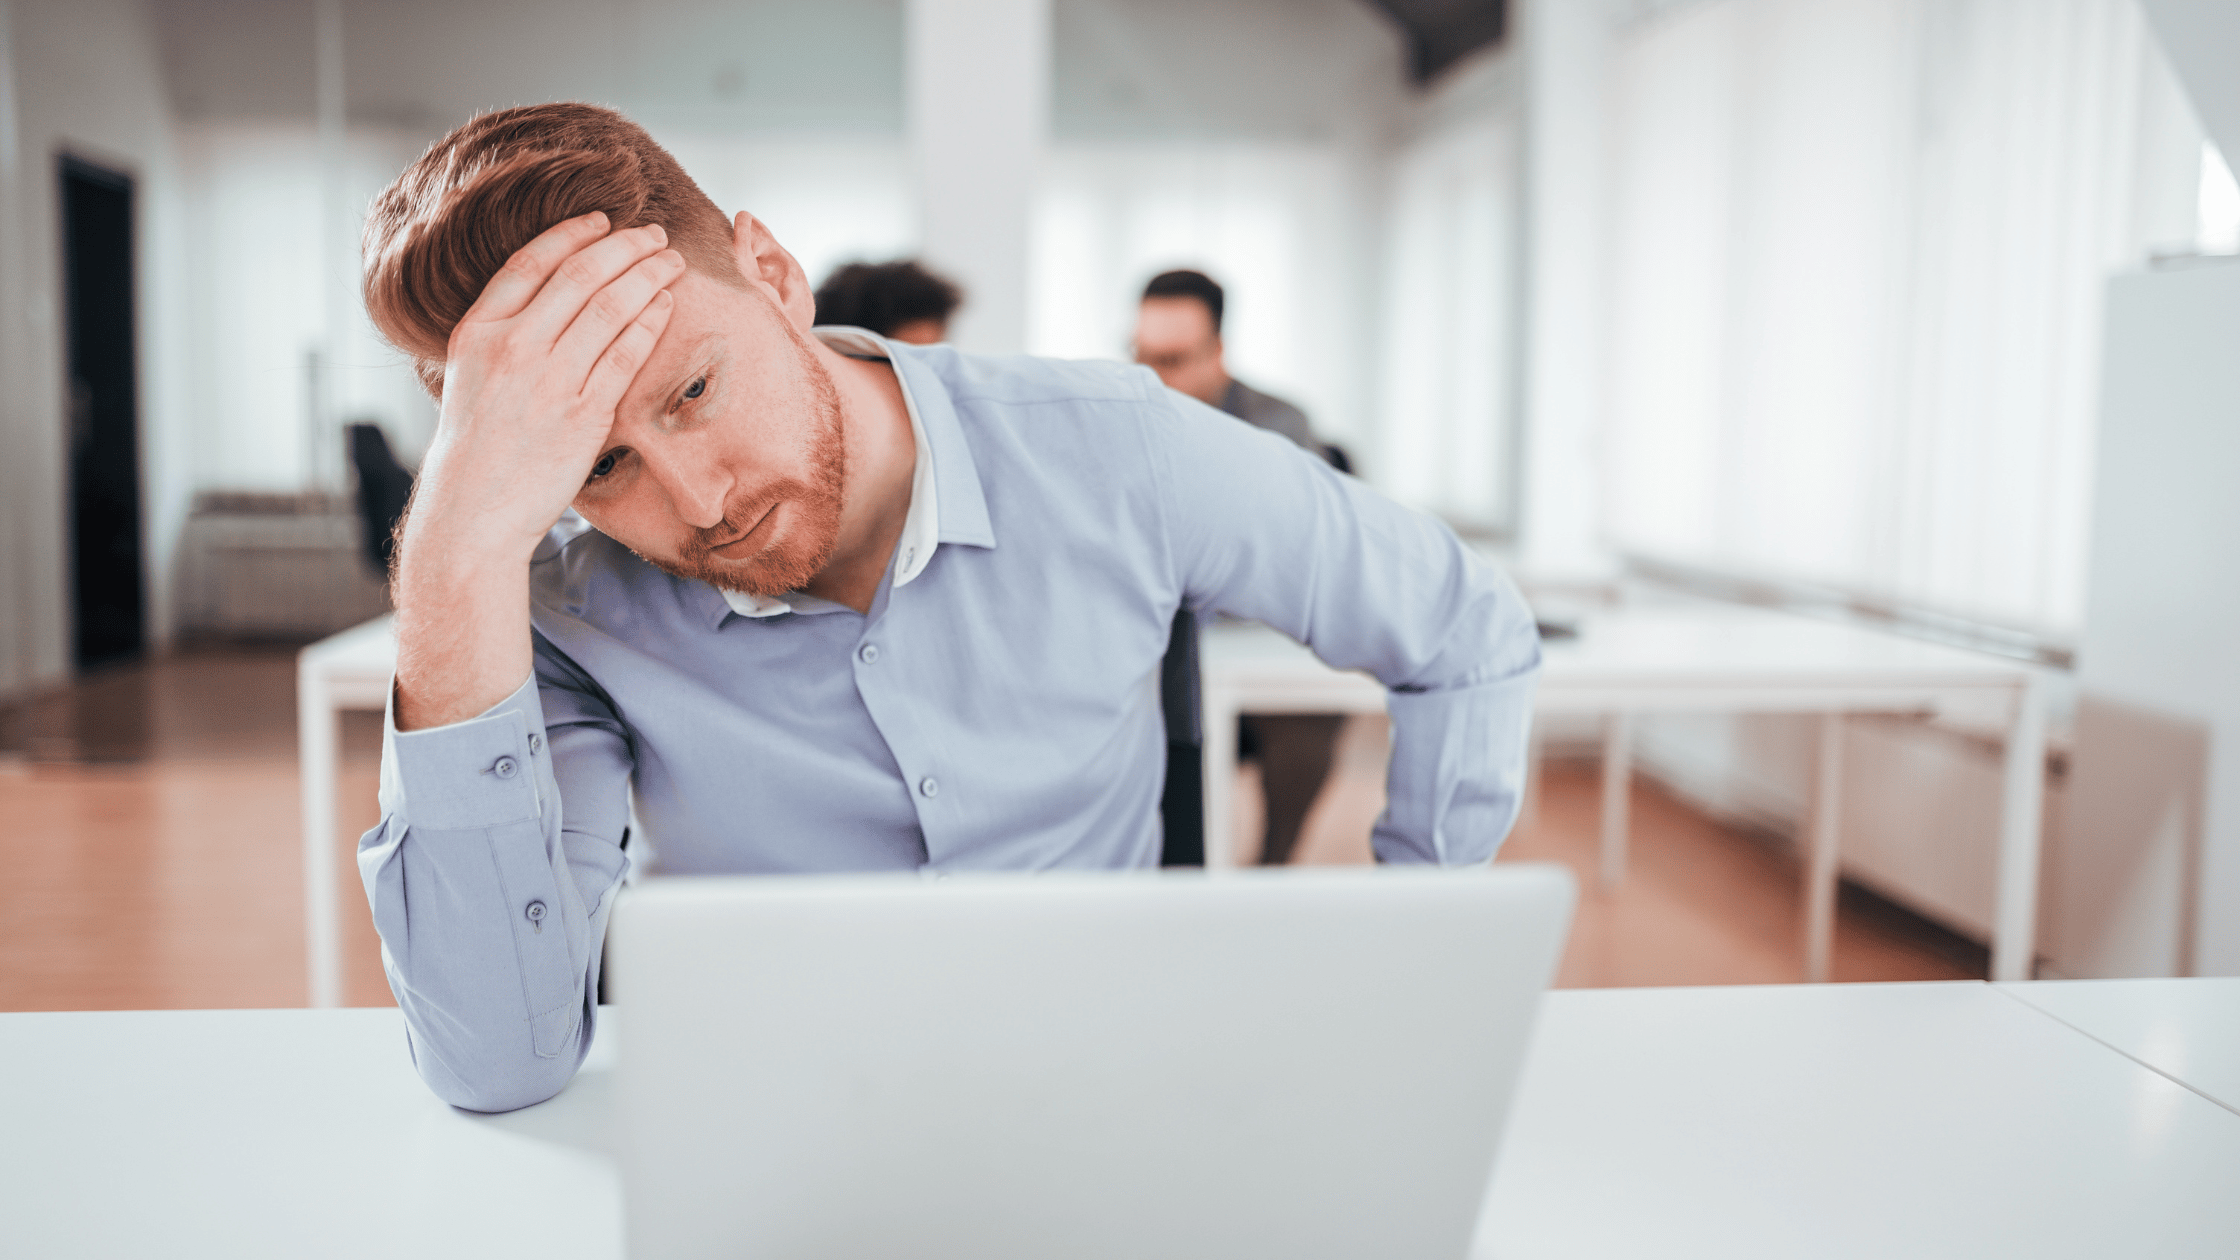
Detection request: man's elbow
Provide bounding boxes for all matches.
[410,1026,583,1114]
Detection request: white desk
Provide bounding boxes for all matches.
[1998,977,2240,1116]
[297,615,399,1008]
[1475,980,2240,1258]
[298,604,2048,1004]
[1202,605,2048,982]
[6,982,2237,1258]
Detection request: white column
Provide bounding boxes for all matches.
[0,0,30,696]
[905,0,1050,355]
[1515,0,1610,571]
[314,0,347,493]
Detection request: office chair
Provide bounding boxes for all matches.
[347,422,416,578]
[1158,608,1205,867]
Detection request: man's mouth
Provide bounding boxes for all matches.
[710,504,779,560]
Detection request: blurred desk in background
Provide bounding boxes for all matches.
[297,603,2050,1006]
[8,981,2238,1258]
[1201,605,2048,982]
[298,615,397,1008]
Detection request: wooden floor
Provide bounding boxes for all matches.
[0,646,1978,1011]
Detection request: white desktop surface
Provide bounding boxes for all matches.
[8,983,2240,1258]
[1476,982,2240,1259]
[1997,977,2240,1116]
[0,1008,622,1259]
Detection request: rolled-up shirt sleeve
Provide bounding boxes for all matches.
[1144,382,1541,865]
[357,645,633,1112]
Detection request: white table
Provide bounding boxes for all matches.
[6,981,2237,1258]
[1475,980,2240,1258]
[298,603,2048,1003]
[1201,604,2049,982]
[297,615,399,1008]
[1998,977,2240,1116]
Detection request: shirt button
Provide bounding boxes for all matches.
[859,643,880,664]
[528,734,543,754]
[919,776,939,799]
[525,900,547,932]
[492,756,519,779]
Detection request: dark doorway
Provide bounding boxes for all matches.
[60,156,145,670]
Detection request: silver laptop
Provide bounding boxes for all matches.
[608,864,1574,1260]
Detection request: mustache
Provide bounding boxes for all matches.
[685,497,777,557]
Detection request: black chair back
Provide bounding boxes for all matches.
[1157,607,1204,866]
[348,423,416,578]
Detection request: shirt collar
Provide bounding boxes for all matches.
[719,326,957,621]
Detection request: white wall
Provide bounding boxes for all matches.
[2141,0,2240,169]
[0,0,191,693]
[2072,261,2240,977]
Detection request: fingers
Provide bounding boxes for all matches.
[552,246,688,380]
[578,289,675,414]
[460,212,615,325]
[507,222,674,346]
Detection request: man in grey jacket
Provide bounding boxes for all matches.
[1133,270,1350,868]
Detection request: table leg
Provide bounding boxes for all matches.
[1599,713,1633,890]
[1992,677,2047,982]
[298,662,341,1008]
[1522,728,1546,829]
[1803,713,1844,983]
[1202,688,1238,871]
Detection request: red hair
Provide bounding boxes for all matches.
[362,102,742,397]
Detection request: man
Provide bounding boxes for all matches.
[357,103,1539,1114]
[1134,270,1318,455]
[811,258,962,345]
[1133,270,1345,868]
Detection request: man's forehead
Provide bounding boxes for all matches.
[1137,296,1216,342]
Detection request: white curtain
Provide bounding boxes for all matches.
[1375,114,1519,531]
[1600,0,2204,636]
[1027,141,1360,445]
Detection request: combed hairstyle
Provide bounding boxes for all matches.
[362,102,744,398]
[1141,269,1225,335]
[812,259,963,337]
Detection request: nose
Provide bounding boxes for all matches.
[646,446,735,533]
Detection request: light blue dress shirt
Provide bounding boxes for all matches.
[359,334,1541,1112]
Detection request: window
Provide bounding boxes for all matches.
[1600,0,2203,637]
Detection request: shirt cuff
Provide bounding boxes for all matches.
[378,674,550,831]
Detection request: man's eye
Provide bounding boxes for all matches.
[682,376,706,401]
[589,451,620,480]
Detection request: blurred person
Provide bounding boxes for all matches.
[1134,269,1345,868]
[357,103,1539,1112]
[812,258,961,344]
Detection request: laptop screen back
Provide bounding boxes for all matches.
[610,864,1574,1260]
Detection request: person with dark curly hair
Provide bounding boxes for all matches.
[813,259,963,345]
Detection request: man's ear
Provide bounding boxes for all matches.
[732,211,816,331]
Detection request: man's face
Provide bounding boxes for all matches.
[1133,297,1227,406]
[571,266,846,599]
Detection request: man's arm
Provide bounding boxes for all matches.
[357,215,683,1110]
[1147,387,1540,864]
[357,642,633,1111]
